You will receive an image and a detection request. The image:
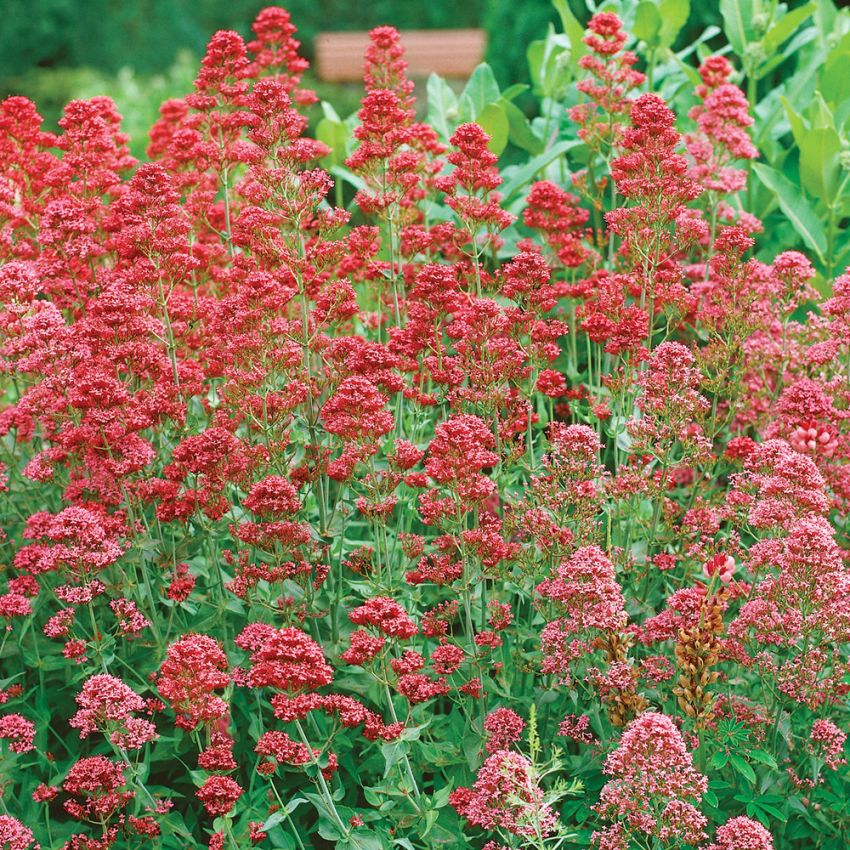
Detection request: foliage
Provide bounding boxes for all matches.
[1,5,850,850]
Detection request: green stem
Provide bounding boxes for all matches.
[293,719,349,836]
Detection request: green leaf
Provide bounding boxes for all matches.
[720,0,754,57]
[320,101,342,123]
[752,163,827,263]
[752,801,788,821]
[552,0,588,66]
[399,722,429,742]
[730,753,757,784]
[811,91,837,129]
[748,749,778,768]
[340,833,387,850]
[672,53,703,87]
[711,751,730,770]
[527,39,547,95]
[329,165,368,192]
[420,809,439,838]
[499,98,544,154]
[381,739,410,778]
[799,125,841,204]
[458,92,475,123]
[499,139,580,203]
[744,796,788,825]
[261,798,308,833]
[746,801,771,826]
[431,784,452,809]
[634,1,663,47]
[764,2,816,53]
[527,28,571,98]
[316,118,348,170]
[755,52,788,81]
[426,73,459,140]
[814,0,839,35]
[461,63,501,118]
[477,103,510,155]
[820,49,850,106]
[659,0,691,47]
[675,24,722,59]
[317,818,346,843]
[501,83,530,101]
[781,95,809,148]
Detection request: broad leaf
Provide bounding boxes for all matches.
[499,98,545,154]
[720,0,754,57]
[476,102,510,155]
[634,2,663,47]
[426,73,458,140]
[799,126,841,204]
[552,0,588,66]
[820,48,850,106]
[316,117,349,170]
[659,0,691,47]
[752,163,827,263]
[461,63,501,118]
[764,2,816,53]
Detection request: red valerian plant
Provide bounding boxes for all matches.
[0,7,848,850]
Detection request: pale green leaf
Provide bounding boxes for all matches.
[499,98,544,154]
[659,0,691,47]
[634,2,663,46]
[720,0,754,57]
[552,0,588,66]
[461,63,501,118]
[315,118,348,170]
[426,73,459,140]
[764,2,816,53]
[477,103,510,155]
[752,163,827,263]
[799,125,841,204]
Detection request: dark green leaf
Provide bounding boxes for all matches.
[730,753,757,784]
[711,751,730,770]
[748,749,778,768]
